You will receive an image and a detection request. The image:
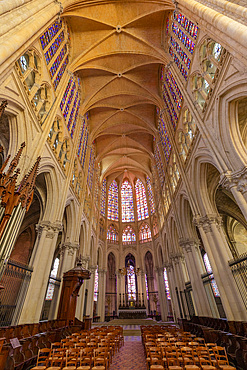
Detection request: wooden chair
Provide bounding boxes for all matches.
[31,348,51,370]
[62,348,80,370]
[77,349,91,370]
[212,347,236,370]
[47,348,66,370]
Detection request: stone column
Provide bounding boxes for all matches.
[194,215,247,321]
[165,263,180,321]
[179,239,212,316]
[155,267,168,321]
[171,254,190,319]
[75,256,90,320]
[19,221,63,324]
[220,169,247,223]
[98,269,107,322]
[140,270,148,310]
[85,265,97,318]
[51,242,79,319]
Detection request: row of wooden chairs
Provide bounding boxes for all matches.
[141,326,236,370]
[31,326,124,370]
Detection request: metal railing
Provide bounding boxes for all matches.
[229,252,247,310]
[0,259,33,326]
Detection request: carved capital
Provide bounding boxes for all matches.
[220,167,247,194]
[170,253,183,264]
[193,214,222,233]
[164,262,173,272]
[98,268,107,275]
[89,265,98,273]
[81,255,90,268]
[36,220,63,238]
[179,238,199,253]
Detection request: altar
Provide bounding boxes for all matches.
[118,308,147,319]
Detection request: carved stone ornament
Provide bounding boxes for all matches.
[193,214,222,233]
[220,167,247,194]
[36,221,63,238]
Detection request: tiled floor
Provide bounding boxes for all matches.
[110,337,146,369]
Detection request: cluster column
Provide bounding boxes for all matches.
[155,267,168,321]
[19,221,63,324]
[98,269,107,322]
[195,214,247,321]
[179,239,212,316]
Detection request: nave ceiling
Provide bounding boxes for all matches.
[62,0,174,181]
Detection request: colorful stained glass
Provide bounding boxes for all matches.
[94,266,98,301]
[145,274,149,300]
[87,147,95,191]
[60,76,73,111]
[54,55,69,90]
[172,23,195,54]
[154,140,165,188]
[159,115,171,161]
[121,180,135,222]
[139,223,151,242]
[173,12,198,39]
[127,265,136,300]
[135,179,149,221]
[146,176,155,214]
[107,224,118,242]
[49,45,67,78]
[100,179,106,216]
[63,81,76,120]
[163,268,171,300]
[40,19,62,50]
[82,129,88,168]
[122,225,136,243]
[44,31,64,64]
[170,37,191,68]
[71,99,80,138]
[107,180,118,221]
[46,257,60,300]
[203,253,220,297]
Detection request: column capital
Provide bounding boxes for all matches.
[98,268,107,275]
[155,266,164,276]
[179,238,199,253]
[170,253,183,264]
[60,242,79,256]
[36,221,63,238]
[80,255,90,268]
[193,214,222,233]
[164,262,173,272]
[220,167,247,193]
[89,265,98,273]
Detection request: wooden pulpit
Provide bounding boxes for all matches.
[57,260,91,325]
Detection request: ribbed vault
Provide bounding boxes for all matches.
[62,0,174,180]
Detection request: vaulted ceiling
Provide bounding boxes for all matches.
[62,0,174,181]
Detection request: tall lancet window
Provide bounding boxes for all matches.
[121,180,134,222]
[107,180,118,221]
[146,176,155,214]
[135,179,149,220]
[100,178,106,216]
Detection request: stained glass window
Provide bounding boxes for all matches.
[127,265,136,300]
[146,176,155,214]
[135,179,149,221]
[173,12,198,39]
[154,140,165,188]
[163,268,171,300]
[145,274,149,300]
[100,179,106,216]
[40,20,62,50]
[107,224,118,242]
[121,180,135,222]
[46,257,59,300]
[139,223,152,242]
[161,67,183,131]
[203,253,220,297]
[122,226,136,243]
[107,180,118,221]
[87,147,95,191]
[94,266,98,301]
[158,114,171,162]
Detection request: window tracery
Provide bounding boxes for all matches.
[169,154,180,193]
[161,67,183,130]
[107,180,118,221]
[59,138,70,172]
[154,139,165,188]
[60,74,81,138]
[46,257,60,300]
[178,108,197,161]
[146,176,155,215]
[121,180,135,222]
[168,11,198,80]
[107,224,118,242]
[32,84,51,122]
[87,145,95,191]
[158,112,171,162]
[94,265,98,301]
[135,179,149,221]
[16,50,41,92]
[40,19,69,90]
[163,268,171,300]
[122,225,136,244]
[77,113,89,168]
[127,264,136,301]
[139,223,152,243]
[192,39,225,111]
[100,179,106,217]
